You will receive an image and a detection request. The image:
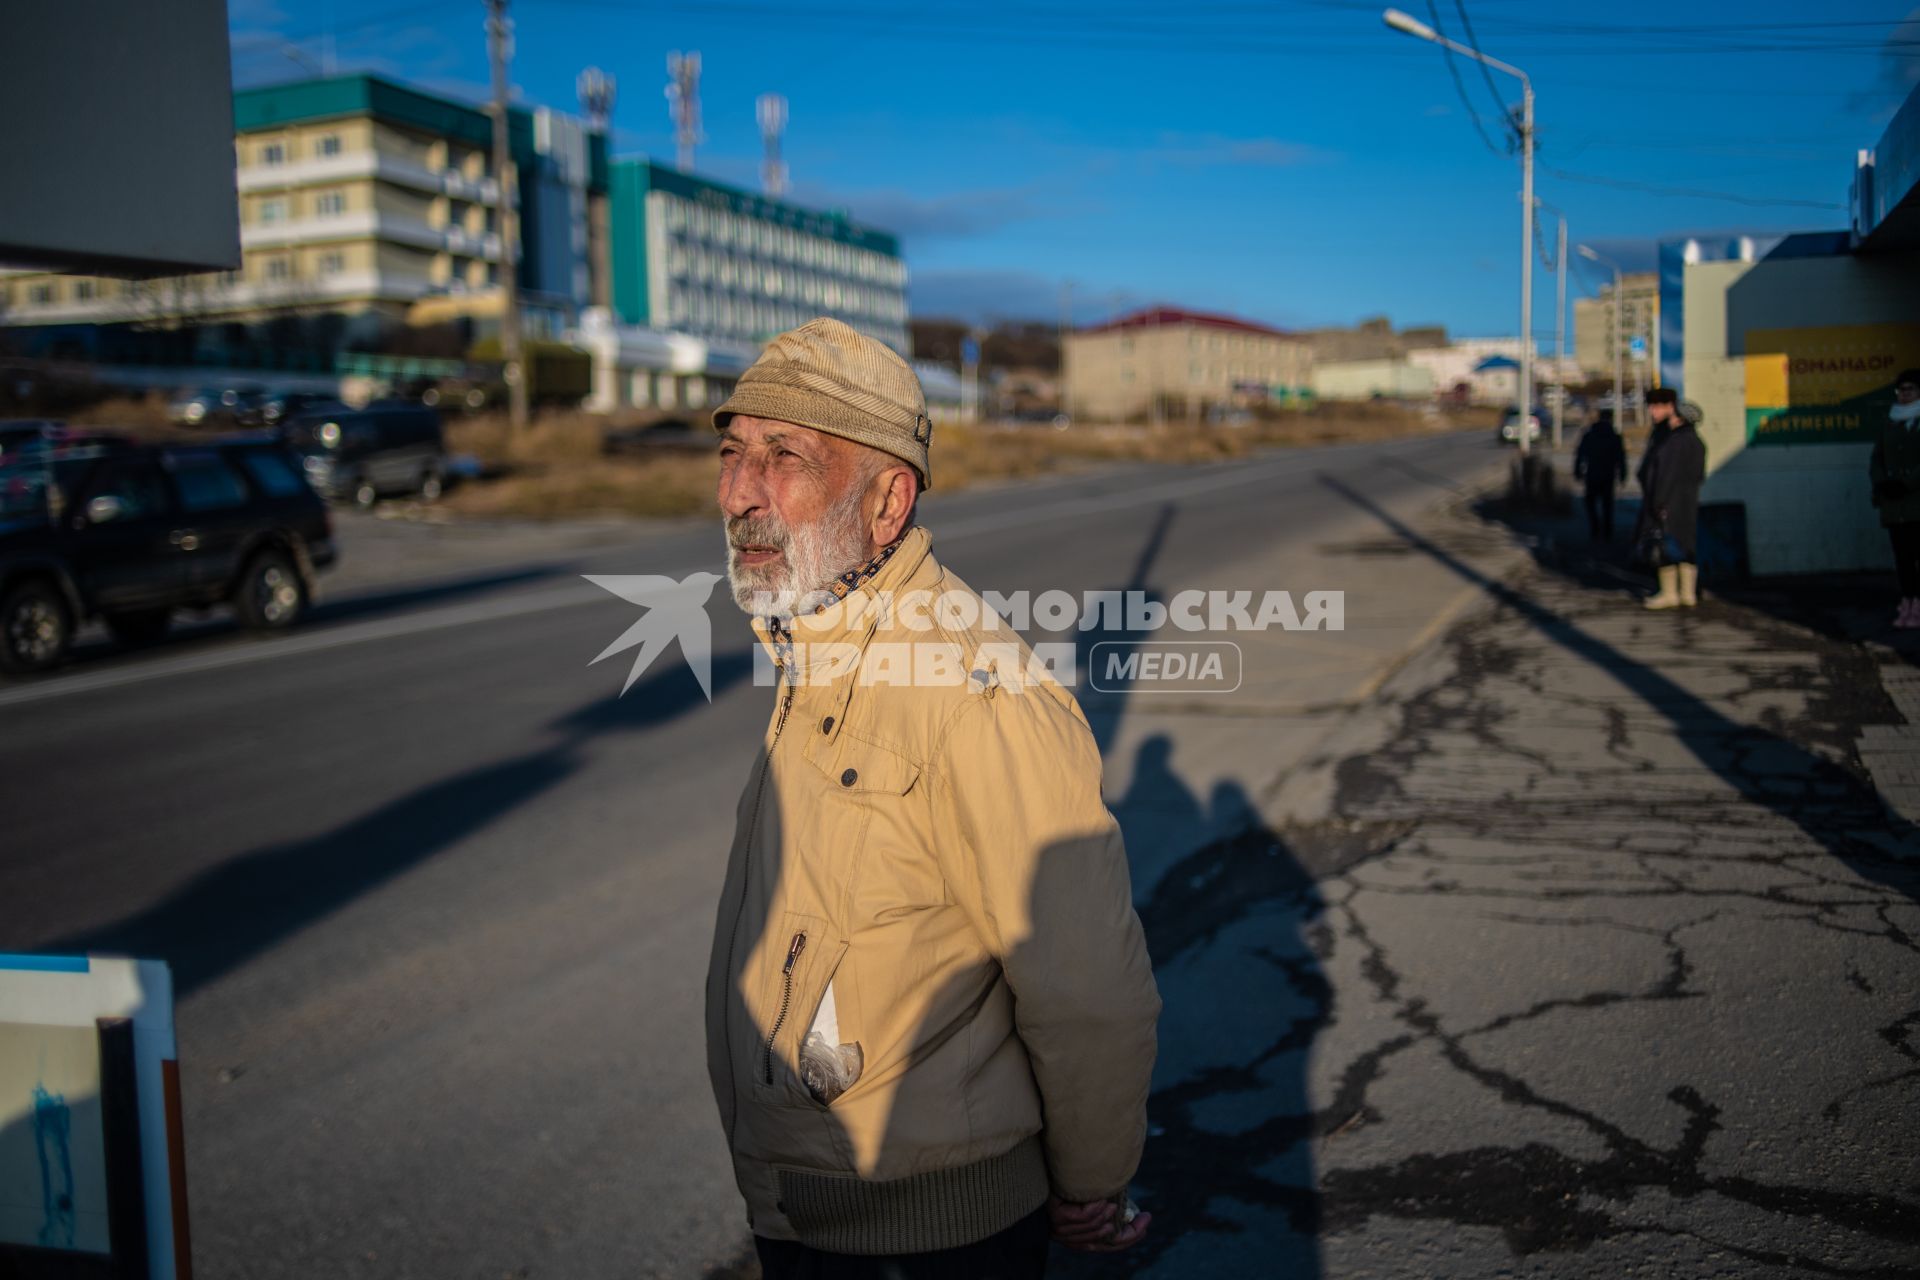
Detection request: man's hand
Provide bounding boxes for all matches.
[1047,1194,1152,1252]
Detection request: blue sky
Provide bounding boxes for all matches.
[230,0,1920,339]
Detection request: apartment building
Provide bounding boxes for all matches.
[1574,271,1659,382]
[0,75,605,353]
[608,159,908,354]
[1063,307,1312,422]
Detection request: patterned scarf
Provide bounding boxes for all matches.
[764,534,908,682]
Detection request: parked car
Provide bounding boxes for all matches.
[1498,407,1544,445]
[0,437,338,673]
[247,390,345,430]
[282,402,447,507]
[170,384,267,427]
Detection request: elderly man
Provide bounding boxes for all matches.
[703,318,1161,1278]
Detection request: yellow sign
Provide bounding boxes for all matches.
[1744,323,1920,445]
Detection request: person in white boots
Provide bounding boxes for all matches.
[1641,390,1707,610]
[1870,368,1920,629]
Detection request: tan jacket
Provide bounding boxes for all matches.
[704,526,1161,1253]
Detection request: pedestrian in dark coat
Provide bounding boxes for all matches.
[1573,410,1628,541]
[1869,368,1920,628]
[1631,393,1677,552]
[1642,395,1707,610]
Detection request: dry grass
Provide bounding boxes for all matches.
[440,400,1492,520]
[440,411,718,519]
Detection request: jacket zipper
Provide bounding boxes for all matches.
[763,930,808,1085]
[722,678,795,1133]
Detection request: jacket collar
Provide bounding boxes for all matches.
[750,525,934,680]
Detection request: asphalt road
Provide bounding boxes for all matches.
[0,430,1512,1279]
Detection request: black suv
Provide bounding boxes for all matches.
[0,438,338,673]
[282,402,447,507]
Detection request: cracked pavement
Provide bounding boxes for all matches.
[1071,515,1920,1278]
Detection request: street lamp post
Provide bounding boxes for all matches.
[1578,245,1625,434]
[1383,8,1534,456]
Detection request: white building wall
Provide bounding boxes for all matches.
[1688,250,1920,576]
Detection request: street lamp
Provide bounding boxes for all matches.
[1577,244,1626,433]
[1383,8,1535,456]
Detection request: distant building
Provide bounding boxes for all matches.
[0,74,608,359]
[607,159,908,355]
[1574,271,1659,381]
[1300,315,1448,365]
[1311,358,1435,402]
[1064,306,1312,422]
[1407,338,1537,405]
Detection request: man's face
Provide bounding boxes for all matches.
[1649,402,1675,426]
[717,416,878,618]
[1897,380,1920,405]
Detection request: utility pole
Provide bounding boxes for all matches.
[486,0,528,433]
[1516,82,1535,458]
[1578,244,1628,442]
[1553,209,1566,450]
[1058,279,1073,424]
[1150,307,1164,429]
[960,328,982,423]
[1614,277,1625,432]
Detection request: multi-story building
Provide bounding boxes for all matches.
[607,159,908,355]
[0,74,606,360]
[1063,306,1312,422]
[1574,271,1659,382]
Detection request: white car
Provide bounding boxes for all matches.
[1498,409,1543,444]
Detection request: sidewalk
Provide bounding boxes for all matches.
[1072,485,1920,1278]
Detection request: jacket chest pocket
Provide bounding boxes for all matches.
[795,728,922,886]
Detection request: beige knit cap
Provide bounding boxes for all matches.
[713,317,933,488]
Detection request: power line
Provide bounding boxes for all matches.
[1428,0,1508,158]
[1452,0,1514,129]
[521,1,1920,59]
[1539,162,1846,211]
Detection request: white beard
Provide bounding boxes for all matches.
[725,482,872,621]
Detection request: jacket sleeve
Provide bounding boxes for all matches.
[1573,432,1590,480]
[928,690,1161,1203]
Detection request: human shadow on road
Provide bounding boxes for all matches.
[1321,472,1919,901]
[37,647,755,996]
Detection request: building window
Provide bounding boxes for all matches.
[316,190,347,217]
[318,133,342,157]
[73,280,94,300]
[261,141,285,166]
[265,257,292,281]
[259,198,288,224]
[319,251,345,275]
[29,284,55,305]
